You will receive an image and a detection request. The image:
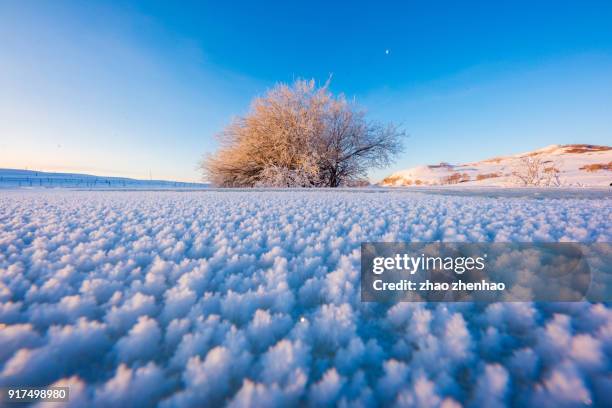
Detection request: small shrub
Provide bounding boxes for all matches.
[476,172,501,181]
[442,172,470,184]
[580,162,612,172]
[381,175,402,185]
[512,157,562,186]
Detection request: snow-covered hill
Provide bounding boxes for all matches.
[380,144,611,187]
[0,168,209,189]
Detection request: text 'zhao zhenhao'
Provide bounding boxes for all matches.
[361,242,611,302]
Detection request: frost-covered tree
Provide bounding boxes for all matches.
[512,157,562,187]
[202,79,405,187]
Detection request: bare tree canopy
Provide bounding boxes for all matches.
[202,79,406,187]
[512,156,562,187]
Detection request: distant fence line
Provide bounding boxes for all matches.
[0,176,206,188]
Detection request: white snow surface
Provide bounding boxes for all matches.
[0,168,209,189]
[0,189,611,407]
[381,144,612,187]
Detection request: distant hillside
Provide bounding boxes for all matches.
[380,144,611,187]
[0,169,209,189]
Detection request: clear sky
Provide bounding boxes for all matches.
[1,0,611,182]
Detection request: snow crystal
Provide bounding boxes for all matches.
[0,189,610,406]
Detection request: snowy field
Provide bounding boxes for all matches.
[0,169,209,189]
[0,189,611,407]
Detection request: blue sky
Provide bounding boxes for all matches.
[1,0,611,182]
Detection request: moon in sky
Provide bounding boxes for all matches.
[385,49,390,55]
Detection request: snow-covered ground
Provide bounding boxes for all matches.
[381,144,612,187]
[0,189,610,407]
[0,169,209,189]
